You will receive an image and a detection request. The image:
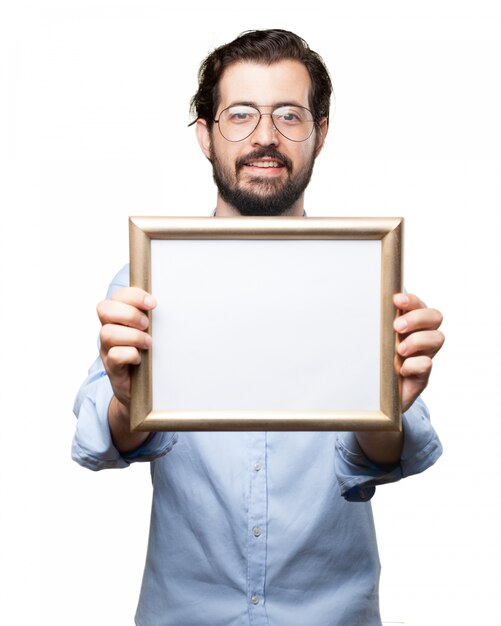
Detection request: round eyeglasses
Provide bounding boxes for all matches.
[214,104,315,142]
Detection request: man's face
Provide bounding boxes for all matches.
[197,60,327,216]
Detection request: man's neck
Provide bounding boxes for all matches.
[214,196,305,217]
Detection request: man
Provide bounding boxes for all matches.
[73,29,444,626]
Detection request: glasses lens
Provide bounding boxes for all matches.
[272,106,314,141]
[219,106,260,141]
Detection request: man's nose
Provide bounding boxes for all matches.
[251,113,279,146]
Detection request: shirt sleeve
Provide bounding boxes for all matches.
[71,264,177,471]
[334,395,442,502]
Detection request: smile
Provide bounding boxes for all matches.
[245,159,283,169]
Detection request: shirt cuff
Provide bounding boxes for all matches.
[335,396,442,501]
[72,371,177,471]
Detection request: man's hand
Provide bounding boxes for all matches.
[393,293,444,413]
[96,287,157,452]
[97,287,157,407]
[355,293,444,468]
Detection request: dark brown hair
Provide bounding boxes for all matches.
[190,29,333,130]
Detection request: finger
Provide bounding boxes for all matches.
[393,293,426,312]
[105,345,143,374]
[400,355,433,380]
[110,287,157,310]
[397,330,445,358]
[97,299,150,330]
[100,323,152,352]
[394,307,443,334]
[401,375,429,413]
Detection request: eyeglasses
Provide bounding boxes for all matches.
[214,104,315,142]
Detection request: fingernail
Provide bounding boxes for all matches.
[395,294,410,306]
[394,317,408,332]
[144,295,157,308]
[398,341,407,355]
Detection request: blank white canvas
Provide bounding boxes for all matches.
[151,239,381,412]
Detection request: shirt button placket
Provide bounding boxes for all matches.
[247,432,269,625]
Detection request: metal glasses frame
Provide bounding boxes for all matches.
[214,104,316,143]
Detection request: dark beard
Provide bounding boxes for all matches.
[210,146,315,217]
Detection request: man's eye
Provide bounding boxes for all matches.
[225,107,257,123]
[274,108,303,124]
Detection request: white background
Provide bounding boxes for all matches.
[0,1,500,625]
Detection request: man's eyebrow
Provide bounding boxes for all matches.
[273,101,305,108]
[224,101,258,108]
[224,101,306,109]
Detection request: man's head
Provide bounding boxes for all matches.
[191,29,333,217]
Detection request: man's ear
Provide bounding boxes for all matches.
[314,117,329,157]
[196,119,212,160]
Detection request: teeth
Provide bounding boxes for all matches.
[248,161,280,168]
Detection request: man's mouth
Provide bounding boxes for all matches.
[236,150,292,174]
[245,159,283,169]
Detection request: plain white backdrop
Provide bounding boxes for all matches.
[0,1,500,624]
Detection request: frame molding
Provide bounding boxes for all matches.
[129,216,403,432]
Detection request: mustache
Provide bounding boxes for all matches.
[235,148,293,173]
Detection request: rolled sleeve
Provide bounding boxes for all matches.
[72,264,177,471]
[72,356,177,471]
[335,396,442,501]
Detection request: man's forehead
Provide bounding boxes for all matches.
[217,60,312,109]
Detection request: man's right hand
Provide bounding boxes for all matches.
[96,287,157,452]
[97,287,157,408]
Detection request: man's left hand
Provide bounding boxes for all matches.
[393,293,445,413]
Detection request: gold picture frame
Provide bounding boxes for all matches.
[129,216,403,432]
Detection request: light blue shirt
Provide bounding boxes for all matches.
[72,264,442,626]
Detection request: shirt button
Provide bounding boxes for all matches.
[251,595,259,605]
[254,462,262,471]
[252,526,262,538]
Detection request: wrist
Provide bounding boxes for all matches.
[355,431,403,469]
[108,394,150,454]
[109,394,130,425]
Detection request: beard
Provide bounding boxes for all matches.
[210,145,316,216]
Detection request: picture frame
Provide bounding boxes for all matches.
[129,216,403,432]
